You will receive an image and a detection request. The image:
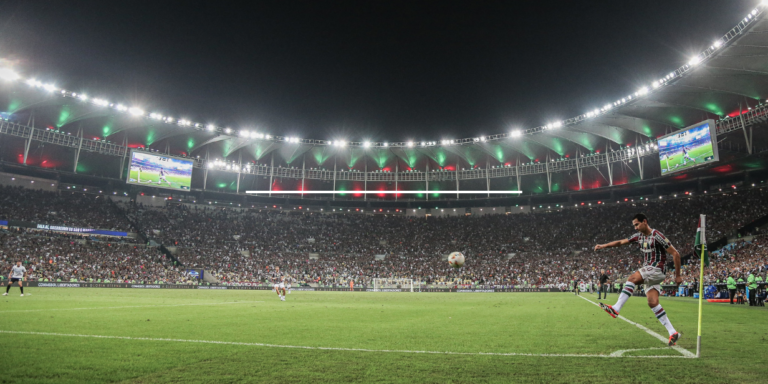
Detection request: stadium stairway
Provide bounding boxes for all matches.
[107,198,184,267]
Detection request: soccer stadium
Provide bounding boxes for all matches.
[1,2,768,383]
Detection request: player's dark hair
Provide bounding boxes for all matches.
[633,213,648,223]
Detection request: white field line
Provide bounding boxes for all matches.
[0,301,264,314]
[577,295,697,358]
[0,330,687,359]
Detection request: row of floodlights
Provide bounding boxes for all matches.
[0,7,761,147]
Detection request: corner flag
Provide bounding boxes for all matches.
[694,214,710,267]
[695,214,708,358]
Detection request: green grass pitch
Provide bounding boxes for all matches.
[0,289,765,383]
[660,145,714,174]
[128,170,190,190]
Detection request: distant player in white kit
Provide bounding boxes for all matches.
[594,213,682,346]
[681,146,696,166]
[158,167,172,186]
[4,261,26,296]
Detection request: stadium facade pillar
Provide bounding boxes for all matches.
[73,125,83,173]
[203,148,209,190]
[739,104,753,155]
[22,111,34,165]
[23,127,34,166]
[576,149,583,190]
[545,154,552,193]
[485,157,490,198]
[119,134,128,179]
[425,162,429,201]
[236,150,242,194]
[332,156,337,201]
[301,154,306,198]
[458,161,462,199]
[606,145,613,186]
[515,155,521,192]
[268,152,275,197]
[363,155,367,201]
[395,161,398,202]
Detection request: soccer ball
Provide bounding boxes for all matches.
[448,252,465,268]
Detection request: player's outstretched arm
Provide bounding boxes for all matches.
[594,238,630,251]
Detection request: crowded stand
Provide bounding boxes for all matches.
[0,229,185,284]
[0,185,132,231]
[116,187,768,288]
[1,182,767,288]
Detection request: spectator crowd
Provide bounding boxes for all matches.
[1,184,768,289]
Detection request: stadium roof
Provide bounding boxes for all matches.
[1,5,768,196]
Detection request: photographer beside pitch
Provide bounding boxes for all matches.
[594,213,682,346]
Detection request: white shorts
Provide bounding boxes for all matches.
[639,266,666,293]
[276,283,285,289]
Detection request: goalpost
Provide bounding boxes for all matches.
[373,278,414,292]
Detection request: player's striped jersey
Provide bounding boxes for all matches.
[269,271,282,284]
[627,229,671,270]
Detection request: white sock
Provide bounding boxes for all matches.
[651,304,676,336]
[613,282,636,312]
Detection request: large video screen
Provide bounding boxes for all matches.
[127,151,192,190]
[658,119,719,175]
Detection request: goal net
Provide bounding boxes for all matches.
[372,278,414,292]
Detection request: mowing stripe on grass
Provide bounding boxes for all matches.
[0,330,689,358]
[0,300,264,313]
[577,295,696,358]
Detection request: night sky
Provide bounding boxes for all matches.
[0,1,757,142]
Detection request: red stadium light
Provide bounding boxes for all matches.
[685,191,689,195]
[299,206,302,209]
[624,198,628,202]
[580,202,584,206]
[597,201,601,204]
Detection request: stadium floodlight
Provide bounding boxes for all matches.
[714,40,723,48]
[652,81,660,89]
[115,104,128,111]
[224,128,232,134]
[128,107,144,116]
[78,94,88,101]
[637,87,649,95]
[552,121,562,128]
[689,56,701,66]
[407,141,414,147]
[0,68,20,81]
[383,142,389,147]
[510,130,522,137]
[42,83,57,92]
[337,140,346,147]
[206,124,216,131]
[239,130,249,137]
[363,141,371,148]
[92,98,109,107]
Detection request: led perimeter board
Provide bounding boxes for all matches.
[127,151,193,191]
[658,119,718,175]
